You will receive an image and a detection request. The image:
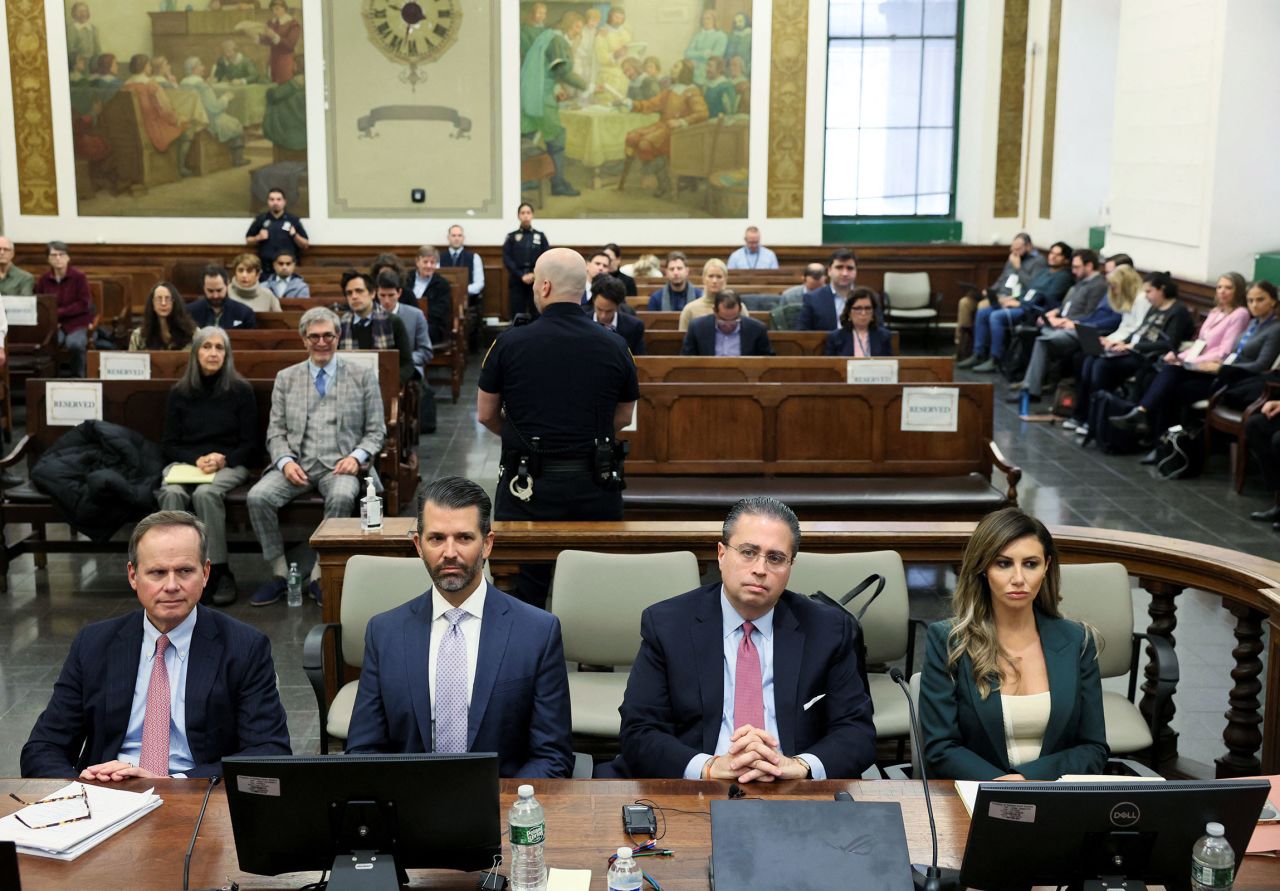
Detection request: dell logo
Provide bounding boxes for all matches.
[1110,803,1141,827]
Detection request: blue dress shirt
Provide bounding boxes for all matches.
[118,606,198,775]
[714,321,742,356]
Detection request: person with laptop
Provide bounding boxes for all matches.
[612,496,876,781]
[918,508,1108,780]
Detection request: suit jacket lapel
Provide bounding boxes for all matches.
[693,588,724,755]
[104,615,144,759]
[185,610,223,761]
[402,593,434,751]
[1037,614,1075,756]
[470,584,511,748]
[771,597,801,756]
[967,660,1008,770]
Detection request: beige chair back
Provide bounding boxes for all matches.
[551,550,701,667]
[340,555,432,668]
[786,550,909,664]
[1057,562,1133,679]
[882,272,933,310]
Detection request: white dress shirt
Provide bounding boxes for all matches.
[118,606,198,775]
[447,249,486,296]
[427,583,487,746]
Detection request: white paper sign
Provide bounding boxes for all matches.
[46,381,103,427]
[340,350,379,372]
[98,352,151,380]
[2,295,37,326]
[900,387,959,432]
[847,359,899,384]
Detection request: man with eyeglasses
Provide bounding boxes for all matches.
[247,306,385,606]
[337,270,416,386]
[0,235,35,297]
[611,496,876,780]
[37,241,94,377]
[780,263,826,307]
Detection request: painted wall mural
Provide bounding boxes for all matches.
[65,0,308,217]
[518,1,753,219]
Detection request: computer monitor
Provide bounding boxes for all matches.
[959,779,1268,891]
[0,840,20,891]
[223,753,500,889]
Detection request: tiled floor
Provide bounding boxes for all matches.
[0,353,1271,775]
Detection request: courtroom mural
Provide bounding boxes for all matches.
[66,0,308,217]
[323,0,502,218]
[519,1,753,218]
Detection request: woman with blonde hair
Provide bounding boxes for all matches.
[1064,264,1145,433]
[919,508,1108,780]
[677,258,732,330]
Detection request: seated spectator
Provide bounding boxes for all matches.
[962,241,1073,372]
[1245,398,1280,530]
[629,253,662,279]
[780,263,826,307]
[157,327,257,605]
[798,248,859,331]
[955,233,1045,354]
[727,226,779,270]
[1063,265,1146,434]
[261,250,310,298]
[129,281,197,351]
[603,243,638,296]
[584,252,614,304]
[0,235,35,296]
[187,264,256,329]
[646,251,700,311]
[1011,249,1116,404]
[229,253,283,313]
[1111,280,1280,447]
[591,274,645,355]
[37,241,94,377]
[374,269,432,381]
[407,246,452,344]
[825,288,893,357]
[681,290,772,357]
[677,258,730,330]
[248,307,385,606]
[338,271,416,385]
[1103,253,1134,274]
[920,508,1107,780]
[370,252,407,292]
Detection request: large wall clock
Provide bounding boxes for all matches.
[362,0,462,88]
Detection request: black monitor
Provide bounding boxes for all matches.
[959,779,1268,891]
[223,753,500,889]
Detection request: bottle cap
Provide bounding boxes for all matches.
[617,847,632,859]
[517,784,534,798]
[1206,822,1224,836]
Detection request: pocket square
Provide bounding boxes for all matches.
[803,694,826,711]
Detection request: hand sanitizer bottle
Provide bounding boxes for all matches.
[360,475,382,533]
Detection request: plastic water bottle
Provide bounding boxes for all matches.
[607,847,643,891]
[1191,822,1235,890]
[508,784,546,891]
[286,562,302,608]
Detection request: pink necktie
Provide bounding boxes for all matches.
[139,635,171,776]
[733,621,764,731]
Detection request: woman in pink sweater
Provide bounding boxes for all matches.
[1163,272,1249,365]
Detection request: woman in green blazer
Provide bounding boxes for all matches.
[920,508,1108,780]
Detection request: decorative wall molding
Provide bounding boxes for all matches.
[993,0,1029,218]
[767,0,807,218]
[6,0,58,216]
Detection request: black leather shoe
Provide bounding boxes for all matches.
[1273,520,1280,533]
[1109,407,1151,436]
[1139,448,1160,465]
[1254,506,1280,522]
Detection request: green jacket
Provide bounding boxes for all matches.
[919,611,1109,780]
[0,264,36,296]
[519,28,586,142]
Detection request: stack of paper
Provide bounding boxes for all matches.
[0,783,163,861]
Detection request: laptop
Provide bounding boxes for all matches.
[1076,323,1105,356]
[708,799,914,891]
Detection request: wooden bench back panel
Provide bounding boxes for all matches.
[78,265,168,313]
[642,329,828,356]
[7,295,58,347]
[624,382,993,476]
[637,310,773,331]
[633,356,954,384]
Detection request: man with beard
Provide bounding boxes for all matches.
[344,476,574,778]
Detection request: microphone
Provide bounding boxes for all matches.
[889,667,960,891]
[183,775,223,891]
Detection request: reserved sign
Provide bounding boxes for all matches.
[847,359,899,384]
[900,387,959,432]
[1,295,37,326]
[98,352,151,379]
[46,381,103,426]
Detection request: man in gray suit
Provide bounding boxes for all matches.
[248,307,386,605]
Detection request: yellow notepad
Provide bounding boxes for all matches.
[164,464,216,485]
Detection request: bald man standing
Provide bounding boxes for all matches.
[477,248,639,608]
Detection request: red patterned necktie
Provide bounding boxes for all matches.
[733,621,764,731]
[139,635,171,776]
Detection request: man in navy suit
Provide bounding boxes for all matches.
[681,291,773,356]
[21,511,290,779]
[187,265,257,329]
[797,248,859,331]
[590,274,645,355]
[615,497,876,781]
[346,476,574,778]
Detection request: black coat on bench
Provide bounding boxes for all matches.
[31,420,165,542]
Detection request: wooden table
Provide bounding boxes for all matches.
[5,778,1276,889]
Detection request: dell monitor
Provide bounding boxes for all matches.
[223,753,500,890]
[959,778,1268,891]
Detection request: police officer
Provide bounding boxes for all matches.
[478,247,639,608]
[501,202,550,319]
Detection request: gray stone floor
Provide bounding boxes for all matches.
[0,353,1270,775]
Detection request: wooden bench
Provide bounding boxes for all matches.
[618,381,1018,520]
[633,356,954,384]
[0,376,406,591]
[637,310,773,330]
[643,329,830,356]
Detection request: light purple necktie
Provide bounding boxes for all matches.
[434,608,469,753]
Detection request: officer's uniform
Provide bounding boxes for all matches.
[478,301,639,607]
[502,226,550,318]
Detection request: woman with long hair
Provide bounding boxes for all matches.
[157,326,258,605]
[128,281,196,351]
[919,508,1108,780]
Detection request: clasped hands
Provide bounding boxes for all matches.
[80,760,161,782]
[194,452,226,474]
[703,724,809,784]
[282,456,361,486]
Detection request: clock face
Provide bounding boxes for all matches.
[363,0,462,66]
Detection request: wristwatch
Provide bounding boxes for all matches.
[793,755,813,778]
